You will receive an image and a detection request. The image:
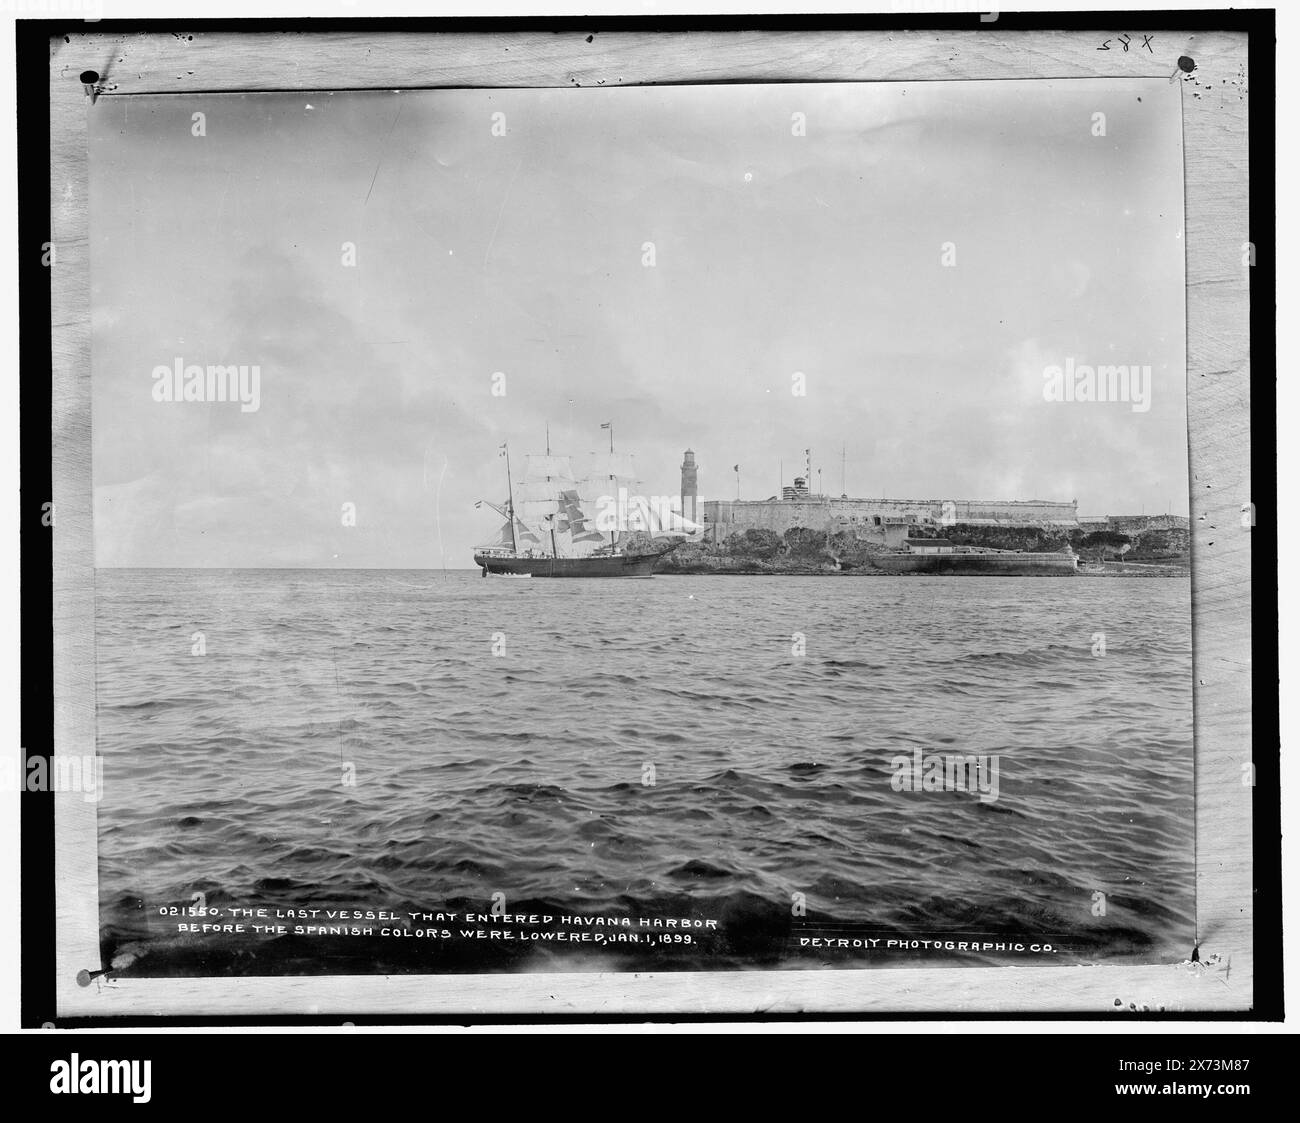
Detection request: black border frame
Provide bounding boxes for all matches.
[18,7,1280,1029]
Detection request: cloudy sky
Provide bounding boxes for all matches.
[90,78,1187,568]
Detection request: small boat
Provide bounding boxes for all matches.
[873,538,1079,575]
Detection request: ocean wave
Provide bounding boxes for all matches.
[94,568,1194,975]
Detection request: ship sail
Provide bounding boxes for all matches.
[523,454,576,481]
[576,452,640,543]
[512,517,544,548]
[508,452,612,557]
[513,454,568,549]
[483,521,513,548]
[572,451,703,536]
[480,513,542,550]
[587,491,704,535]
[632,496,704,536]
[579,452,639,487]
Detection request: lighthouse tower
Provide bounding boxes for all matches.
[680,449,698,524]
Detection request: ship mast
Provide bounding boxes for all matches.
[502,441,518,554]
[602,421,616,551]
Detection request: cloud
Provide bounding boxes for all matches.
[91,81,1189,565]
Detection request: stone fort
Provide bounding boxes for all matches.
[680,450,1079,542]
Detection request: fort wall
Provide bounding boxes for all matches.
[701,496,1079,536]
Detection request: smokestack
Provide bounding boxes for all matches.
[680,449,698,523]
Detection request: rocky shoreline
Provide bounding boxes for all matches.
[650,523,1190,577]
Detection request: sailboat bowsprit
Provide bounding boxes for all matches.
[474,438,699,578]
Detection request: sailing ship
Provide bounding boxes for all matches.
[474,427,701,578]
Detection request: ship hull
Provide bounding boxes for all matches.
[474,549,671,578]
[873,552,1078,576]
